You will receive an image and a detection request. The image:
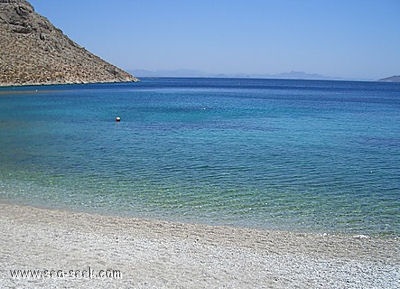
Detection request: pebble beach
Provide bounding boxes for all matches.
[0,202,399,288]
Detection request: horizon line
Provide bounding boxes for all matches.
[128,69,392,82]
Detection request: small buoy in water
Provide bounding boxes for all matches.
[115,116,121,122]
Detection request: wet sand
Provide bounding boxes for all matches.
[0,202,399,288]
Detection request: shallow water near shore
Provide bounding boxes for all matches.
[0,78,399,235]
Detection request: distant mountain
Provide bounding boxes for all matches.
[379,76,400,82]
[131,69,339,80]
[0,0,137,86]
[270,71,335,80]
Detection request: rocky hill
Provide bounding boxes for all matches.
[0,0,138,86]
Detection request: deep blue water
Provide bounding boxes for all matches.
[0,78,399,235]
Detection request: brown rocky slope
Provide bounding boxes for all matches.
[0,0,138,86]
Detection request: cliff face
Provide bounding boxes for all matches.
[0,0,138,86]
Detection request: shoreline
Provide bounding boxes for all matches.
[1,202,399,288]
[0,78,140,89]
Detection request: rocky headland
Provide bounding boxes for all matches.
[0,0,138,86]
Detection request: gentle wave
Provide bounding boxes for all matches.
[0,78,399,235]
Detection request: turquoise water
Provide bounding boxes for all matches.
[0,78,399,235]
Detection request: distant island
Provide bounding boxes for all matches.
[131,69,342,81]
[0,0,138,86]
[379,76,400,82]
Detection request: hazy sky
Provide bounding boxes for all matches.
[29,0,400,80]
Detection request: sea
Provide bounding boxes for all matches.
[0,78,399,236]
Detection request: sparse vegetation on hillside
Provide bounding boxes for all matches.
[0,0,137,86]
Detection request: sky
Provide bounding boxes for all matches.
[29,0,400,80]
